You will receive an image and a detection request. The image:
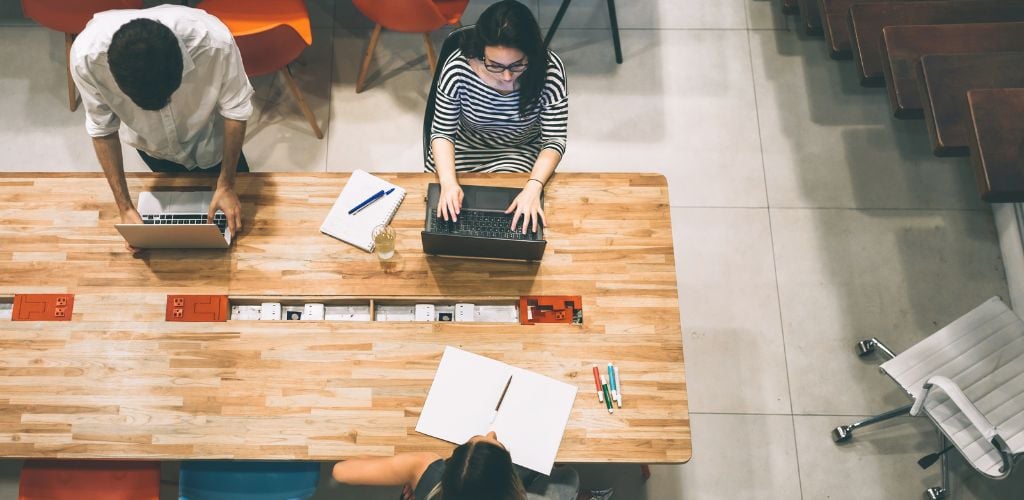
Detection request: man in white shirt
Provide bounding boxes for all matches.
[70,5,254,254]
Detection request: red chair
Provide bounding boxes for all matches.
[21,0,143,112]
[197,0,324,139]
[19,460,160,500]
[352,0,469,93]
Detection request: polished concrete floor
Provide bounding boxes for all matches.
[0,0,1022,498]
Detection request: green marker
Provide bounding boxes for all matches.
[600,375,613,414]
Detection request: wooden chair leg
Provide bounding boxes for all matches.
[423,33,437,76]
[356,24,382,93]
[279,67,323,139]
[65,33,78,112]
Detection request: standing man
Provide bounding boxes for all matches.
[70,4,253,254]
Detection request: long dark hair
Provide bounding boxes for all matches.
[460,0,547,115]
[429,440,525,500]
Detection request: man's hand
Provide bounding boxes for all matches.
[209,186,242,237]
[119,207,144,256]
[505,180,546,233]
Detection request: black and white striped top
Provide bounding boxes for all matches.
[427,49,568,173]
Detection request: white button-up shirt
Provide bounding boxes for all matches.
[70,5,254,169]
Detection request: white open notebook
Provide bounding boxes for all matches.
[320,170,406,252]
[416,346,578,475]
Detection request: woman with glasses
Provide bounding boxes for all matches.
[429,0,568,234]
[331,431,580,500]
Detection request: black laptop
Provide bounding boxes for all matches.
[422,183,546,261]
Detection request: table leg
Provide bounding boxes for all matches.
[543,0,573,47]
[606,0,623,64]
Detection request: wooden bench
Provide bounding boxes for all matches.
[966,88,1024,202]
[850,1,1024,86]
[881,22,1024,119]
[918,52,1024,157]
[819,0,918,59]
[798,0,823,35]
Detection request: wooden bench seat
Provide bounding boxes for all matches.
[918,52,1024,157]
[799,0,823,35]
[819,0,923,59]
[850,1,1024,86]
[966,88,1024,202]
[881,22,1024,119]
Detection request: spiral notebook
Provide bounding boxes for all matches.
[320,169,406,252]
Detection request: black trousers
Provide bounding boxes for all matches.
[137,150,250,173]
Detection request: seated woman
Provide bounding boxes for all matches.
[332,431,579,500]
[428,0,568,234]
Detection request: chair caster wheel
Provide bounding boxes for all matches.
[924,487,947,499]
[856,339,876,357]
[831,425,852,443]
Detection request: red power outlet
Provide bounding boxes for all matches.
[165,295,228,322]
[518,295,582,325]
[12,294,75,321]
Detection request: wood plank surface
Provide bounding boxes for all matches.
[0,173,690,463]
[881,22,1024,119]
[918,52,1024,157]
[966,88,1024,202]
[849,1,1024,85]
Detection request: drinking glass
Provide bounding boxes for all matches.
[372,224,396,260]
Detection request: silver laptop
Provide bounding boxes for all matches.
[115,191,232,249]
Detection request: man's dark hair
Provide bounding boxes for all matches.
[107,18,183,111]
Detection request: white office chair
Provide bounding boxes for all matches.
[831,296,1024,499]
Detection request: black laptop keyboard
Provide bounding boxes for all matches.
[429,209,540,241]
[142,213,228,234]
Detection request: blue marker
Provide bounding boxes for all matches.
[607,363,617,402]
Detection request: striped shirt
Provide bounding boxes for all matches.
[427,49,568,173]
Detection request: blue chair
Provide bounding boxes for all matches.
[179,461,321,500]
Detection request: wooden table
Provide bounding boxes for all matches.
[0,173,690,463]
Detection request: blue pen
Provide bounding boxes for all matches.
[348,187,395,215]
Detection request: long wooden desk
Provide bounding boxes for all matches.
[0,173,690,463]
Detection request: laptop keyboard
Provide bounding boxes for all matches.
[429,209,540,240]
[142,213,228,234]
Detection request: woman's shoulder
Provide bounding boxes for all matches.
[437,49,476,91]
[544,50,566,80]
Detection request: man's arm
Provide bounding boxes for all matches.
[92,132,143,254]
[208,118,246,235]
[93,132,132,213]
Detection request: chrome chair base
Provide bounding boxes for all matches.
[835,338,953,500]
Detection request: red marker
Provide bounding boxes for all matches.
[591,365,604,402]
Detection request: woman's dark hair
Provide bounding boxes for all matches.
[437,440,525,500]
[460,0,547,115]
[108,18,183,111]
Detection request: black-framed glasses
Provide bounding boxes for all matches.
[480,57,528,74]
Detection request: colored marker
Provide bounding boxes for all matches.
[600,375,613,414]
[614,365,622,407]
[607,363,618,403]
[591,365,604,402]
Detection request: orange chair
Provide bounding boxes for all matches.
[19,460,160,500]
[21,0,143,112]
[197,0,323,139]
[352,0,469,93]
